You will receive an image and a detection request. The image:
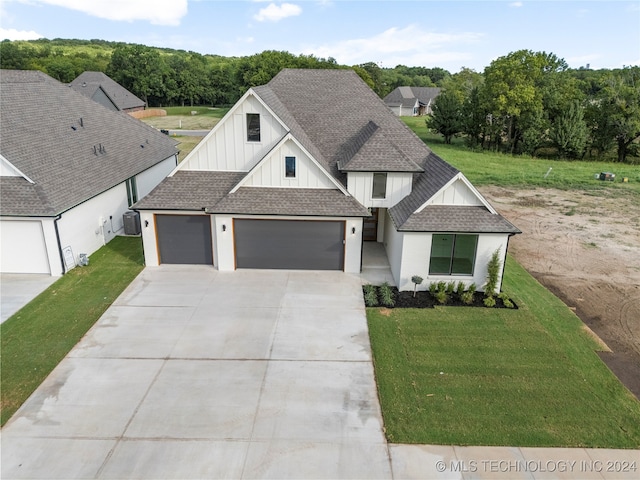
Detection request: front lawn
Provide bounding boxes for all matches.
[367,256,640,448]
[1,237,144,425]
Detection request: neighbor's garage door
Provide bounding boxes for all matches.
[234,219,345,270]
[155,215,213,265]
[0,220,50,274]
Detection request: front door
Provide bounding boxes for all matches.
[363,208,378,241]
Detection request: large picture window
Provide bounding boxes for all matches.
[372,172,387,199]
[246,113,260,142]
[429,234,478,275]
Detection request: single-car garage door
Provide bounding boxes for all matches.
[234,219,345,270]
[0,220,50,274]
[156,215,213,265]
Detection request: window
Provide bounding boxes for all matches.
[429,234,478,275]
[372,172,387,199]
[246,113,260,142]
[126,177,138,207]
[285,156,296,178]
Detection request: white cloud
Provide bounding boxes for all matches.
[0,28,44,41]
[302,24,483,68]
[31,0,188,26]
[509,2,523,7]
[254,2,302,22]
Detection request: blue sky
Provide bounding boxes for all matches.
[1,0,638,72]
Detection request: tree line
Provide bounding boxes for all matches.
[1,39,638,163]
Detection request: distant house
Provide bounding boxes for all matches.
[384,86,441,116]
[0,70,178,275]
[135,69,519,292]
[70,71,146,113]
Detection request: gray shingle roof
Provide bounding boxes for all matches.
[134,171,245,210]
[70,71,145,111]
[208,187,370,217]
[394,205,521,233]
[0,69,178,217]
[383,86,441,109]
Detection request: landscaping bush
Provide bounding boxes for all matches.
[379,282,395,307]
[411,275,423,298]
[456,281,466,296]
[446,281,456,294]
[429,282,438,295]
[363,284,379,307]
[461,290,474,305]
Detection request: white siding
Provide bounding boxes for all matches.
[135,155,177,199]
[383,210,403,284]
[243,140,335,188]
[181,94,287,172]
[0,219,57,274]
[56,183,129,268]
[428,178,484,206]
[347,172,412,208]
[391,231,511,292]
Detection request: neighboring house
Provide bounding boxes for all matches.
[0,69,178,276]
[384,86,441,116]
[135,69,519,292]
[69,71,146,113]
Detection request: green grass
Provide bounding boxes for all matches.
[402,117,640,196]
[367,255,640,448]
[140,107,229,131]
[1,237,144,426]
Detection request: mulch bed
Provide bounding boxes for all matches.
[364,286,518,309]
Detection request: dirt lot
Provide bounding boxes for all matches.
[480,186,640,399]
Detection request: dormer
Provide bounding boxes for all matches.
[337,121,422,208]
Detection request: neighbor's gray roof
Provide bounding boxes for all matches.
[0,69,178,217]
[208,187,370,217]
[134,171,245,211]
[70,71,145,111]
[394,205,521,233]
[383,86,441,109]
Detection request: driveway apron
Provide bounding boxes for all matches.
[1,266,392,479]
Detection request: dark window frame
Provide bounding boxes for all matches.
[126,177,138,207]
[285,156,296,178]
[246,113,261,142]
[429,233,478,275]
[372,172,387,199]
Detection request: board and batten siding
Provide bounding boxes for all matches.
[180,94,288,172]
[242,140,335,189]
[428,178,484,206]
[346,172,412,208]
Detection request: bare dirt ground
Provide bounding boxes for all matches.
[480,186,640,399]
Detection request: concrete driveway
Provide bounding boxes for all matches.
[2,266,391,479]
[0,274,58,323]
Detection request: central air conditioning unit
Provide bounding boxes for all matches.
[123,210,141,235]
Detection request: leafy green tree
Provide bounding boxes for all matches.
[427,90,463,144]
[0,41,29,69]
[550,100,588,158]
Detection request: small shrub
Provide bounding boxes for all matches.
[411,275,423,298]
[429,282,438,295]
[437,281,447,293]
[483,296,496,307]
[498,292,514,309]
[446,281,456,294]
[468,283,477,294]
[456,281,466,296]
[461,291,474,305]
[485,248,502,297]
[363,284,378,307]
[379,282,395,308]
[435,290,449,305]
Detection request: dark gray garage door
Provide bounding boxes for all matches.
[156,215,213,265]
[234,219,345,270]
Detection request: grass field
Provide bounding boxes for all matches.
[0,237,144,426]
[402,117,640,196]
[367,256,640,448]
[141,106,229,130]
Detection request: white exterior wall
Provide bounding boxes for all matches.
[391,231,511,292]
[428,178,484,206]
[383,210,403,284]
[347,172,412,208]
[243,140,335,189]
[180,94,287,172]
[214,215,363,273]
[57,183,129,268]
[0,218,61,275]
[135,155,177,199]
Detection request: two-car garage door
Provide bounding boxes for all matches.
[155,215,345,270]
[234,219,345,270]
